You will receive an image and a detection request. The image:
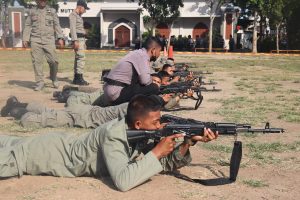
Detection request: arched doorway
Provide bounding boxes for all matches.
[156,23,170,38]
[193,22,208,39]
[115,25,130,47]
[225,14,233,39]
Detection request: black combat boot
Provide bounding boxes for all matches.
[1,96,28,117]
[72,73,89,85]
[10,107,28,120]
[79,74,89,85]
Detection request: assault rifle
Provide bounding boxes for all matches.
[127,114,284,184]
[127,115,284,143]
[173,70,212,77]
[161,84,221,94]
[160,85,203,110]
[160,85,221,109]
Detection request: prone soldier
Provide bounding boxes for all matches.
[0,95,218,191]
[0,95,127,129]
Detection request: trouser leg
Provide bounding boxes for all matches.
[31,42,44,83]
[66,90,103,107]
[43,43,59,82]
[74,38,86,74]
[0,135,22,148]
[0,149,19,178]
[112,83,159,105]
[21,103,74,128]
[0,135,23,178]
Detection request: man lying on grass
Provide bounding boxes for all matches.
[0,95,218,191]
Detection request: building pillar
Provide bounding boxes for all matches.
[139,11,143,48]
[100,11,104,48]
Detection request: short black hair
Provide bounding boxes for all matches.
[126,95,162,127]
[151,73,162,80]
[144,37,163,50]
[158,71,170,78]
[162,64,172,71]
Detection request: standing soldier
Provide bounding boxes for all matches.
[23,0,64,91]
[69,0,89,85]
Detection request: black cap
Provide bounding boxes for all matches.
[77,0,90,10]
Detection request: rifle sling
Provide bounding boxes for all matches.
[168,141,242,186]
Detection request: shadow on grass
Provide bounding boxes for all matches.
[57,76,73,84]
[8,80,35,89]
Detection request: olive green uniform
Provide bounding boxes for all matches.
[23,6,63,84]
[69,10,86,74]
[0,118,191,191]
[20,101,128,129]
[66,89,104,107]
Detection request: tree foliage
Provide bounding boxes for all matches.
[138,0,183,36]
[205,0,226,52]
[138,0,183,24]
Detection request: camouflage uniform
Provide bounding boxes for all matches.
[0,118,191,191]
[23,5,63,88]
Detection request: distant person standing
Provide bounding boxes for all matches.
[229,34,235,52]
[69,0,90,85]
[23,0,64,91]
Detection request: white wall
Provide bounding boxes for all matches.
[101,12,140,47]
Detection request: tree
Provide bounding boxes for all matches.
[284,0,300,49]
[138,0,183,49]
[205,0,226,52]
[264,0,284,53]
[236,0,265,53]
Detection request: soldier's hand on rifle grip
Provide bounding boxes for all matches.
[152,134,184,159]
[73,41,80,50]
[191,128,218,143]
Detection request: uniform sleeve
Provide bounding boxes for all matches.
[159,145,192,171]
[137,62,152,85]
[101,133,163,192]
[52,9,63,39]
[69,14,77,41]
[22,10,32,42]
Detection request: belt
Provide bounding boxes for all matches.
[103,77,129,87]
[76,33,86,38]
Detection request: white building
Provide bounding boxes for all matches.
[57,0,237,49]
[6,0,237,48]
